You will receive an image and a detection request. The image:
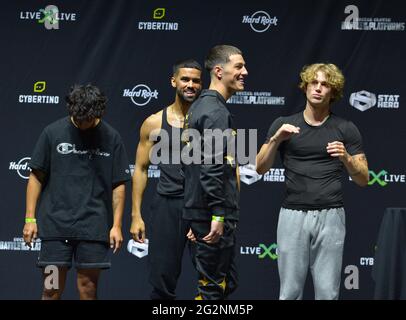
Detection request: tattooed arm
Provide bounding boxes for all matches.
[343,153,369,187]
[326,141,369,187]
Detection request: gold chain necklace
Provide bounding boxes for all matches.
[170,106,184,127]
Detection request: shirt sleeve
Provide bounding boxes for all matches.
[112,135,131,185]
[29,129,51,175]
[265,117,284,143]
[344,120,364,156]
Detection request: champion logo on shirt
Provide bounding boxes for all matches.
[56,143,110,157]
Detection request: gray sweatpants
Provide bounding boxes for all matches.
[277,207,346,300]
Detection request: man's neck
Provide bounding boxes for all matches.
[304,102,331,125]
[209,81,234,101]
[171,96,191,117]
[70,117,100,130]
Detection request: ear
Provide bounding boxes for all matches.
[171,76,176,88]
[213,65,223,80]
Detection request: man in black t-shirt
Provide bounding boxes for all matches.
[23,84,131,300]
[256,63,369,300]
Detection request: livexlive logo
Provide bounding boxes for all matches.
[240,243,278,260]
[368,170,406,186]
[19,5,78,30]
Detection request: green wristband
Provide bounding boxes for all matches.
[25,218,37,223]
[211,215,224,222]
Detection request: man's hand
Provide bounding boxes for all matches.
[326,141,349,162]
[186,228,196,242]
[273,124,300,142]
[23,222,38,248]
[109,226,123,253]
[203,220,224,244]
[130,217,146,243]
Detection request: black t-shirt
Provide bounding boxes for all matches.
[266,111,364,210]
[29,117,131,242]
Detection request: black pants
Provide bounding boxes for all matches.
[148,194,189,300]
[188,219,238,300]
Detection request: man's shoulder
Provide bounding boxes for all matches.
[191,95,229,119]
[142,109,163,132]
[43,117,70,133]
[274,111,302,124]
[99,119,121,136]
[329,113,357,128]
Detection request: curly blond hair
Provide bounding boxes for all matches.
[299,63,345,103]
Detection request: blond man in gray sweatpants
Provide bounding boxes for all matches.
[256,63,369,299]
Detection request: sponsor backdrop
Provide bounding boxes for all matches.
[0,0,405,299]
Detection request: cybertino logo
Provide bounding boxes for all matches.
[38,5,59,30]
[34,81,46,93]
[138,8,178,31]
[368,170,387,186]
[19,81,60,104]
[153,8,165,19]
[258,243,278,260]
[349,90,376,111]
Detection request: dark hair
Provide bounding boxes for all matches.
[172,59,202,75]
[66,84,107,122]
[204,45,242,72]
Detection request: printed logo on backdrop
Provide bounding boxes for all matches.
[239,164,285,185]
[242,11,278,32]
[342,5,405,31]
[18,81,60,104]
[366,169,406,186]
[349,90,400,111]
[359,257,374,266]
[240,243,278,260]
[153,8,165,19]
[0,238,40,251]
[19,5,77,29]
[129,164,160,178]
[9,157,31,180]
[127,239,149,258]
[123,84,159,106]
[227,91,285,106]
[138,8,179,31]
